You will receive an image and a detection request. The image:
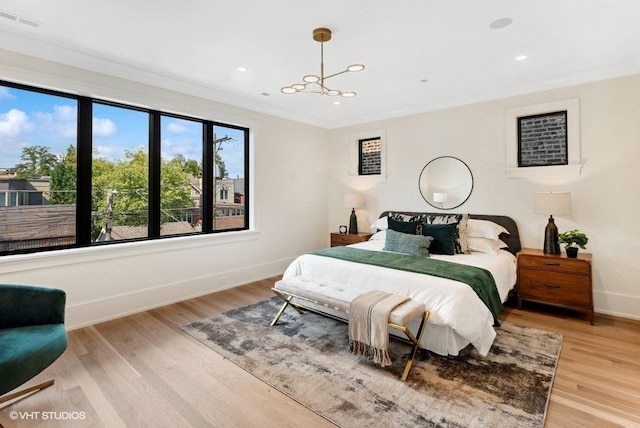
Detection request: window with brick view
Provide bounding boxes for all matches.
[358,137,382,175]
[517,110,568,167]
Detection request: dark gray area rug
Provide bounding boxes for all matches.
[182,297,562,428]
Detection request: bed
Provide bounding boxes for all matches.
[281,211,521,356]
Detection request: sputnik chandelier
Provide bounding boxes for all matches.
[281,28,365,98]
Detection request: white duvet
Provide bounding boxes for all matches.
[282,240,517,356]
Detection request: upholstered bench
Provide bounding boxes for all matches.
[271,275,430,381]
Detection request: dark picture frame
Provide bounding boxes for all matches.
[357,136,382,175]
[517,110,568,167]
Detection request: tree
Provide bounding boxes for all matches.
[183,159,202,178]
[91,149,195,233]
[93,149,149,227]
[14,145,198,238]
[49,145,77,205]
[214,154,227,179]
[167,154,203,179]
[160,158,195,223]
[90,156,116,238]
[15,145,58,178]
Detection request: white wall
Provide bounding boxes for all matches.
[0,51,329,329]
[3,50,638,325]
[327,74,640,320]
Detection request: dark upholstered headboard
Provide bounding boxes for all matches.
[379,211,521,256]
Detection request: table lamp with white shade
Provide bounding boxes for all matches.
[533,191,572,254]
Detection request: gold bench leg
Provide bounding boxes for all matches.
[270,297,292,326]
[0,379,55,407]
[270,289,305,326]
[399,310,430,381]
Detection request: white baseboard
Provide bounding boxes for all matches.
[45,259,640,328]
[594,290,640,321]
[65,257,294,330]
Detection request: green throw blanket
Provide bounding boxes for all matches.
[310,246,503,326]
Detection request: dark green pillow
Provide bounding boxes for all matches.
[388,216,419,234]
[384,229,433,257]
[421,223,457,255]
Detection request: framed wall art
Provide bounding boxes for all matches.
[517,110,568,167]
[505,98,581,178]
[349,129,386,182]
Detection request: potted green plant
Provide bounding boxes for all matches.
[558,230,588,258]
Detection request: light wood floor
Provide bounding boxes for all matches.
[1,277,639,428]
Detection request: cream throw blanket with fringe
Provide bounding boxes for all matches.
[349,290,409,367]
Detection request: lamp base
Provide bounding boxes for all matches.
[543,215,560,254]
[348,208,358,234]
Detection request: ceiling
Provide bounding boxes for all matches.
[1,0,640,129]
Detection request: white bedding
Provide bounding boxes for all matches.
[282,240,517,356]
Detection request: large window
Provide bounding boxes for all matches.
[212,124,246,231]
[0,85,78,252]
[160,115,202,236]
[0,81,249,255]
[93,103,150,241]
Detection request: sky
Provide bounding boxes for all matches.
[0,84,245,178]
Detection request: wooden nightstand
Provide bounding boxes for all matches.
[517,248,593,324]
[330,232,373,247]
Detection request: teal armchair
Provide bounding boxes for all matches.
[0,284,67,406]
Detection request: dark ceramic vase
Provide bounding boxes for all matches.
[566,247,579,258]
[348,209,358,234]
[543,217,561,254]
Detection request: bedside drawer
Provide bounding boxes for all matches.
[331,235,355,246]
[518,255,590,275]
[519,269,592,307]
[330,233,372,247]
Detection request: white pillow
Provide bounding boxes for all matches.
[369,230,387,241]
[467,219,509,240]
[370,216,389,231]
[468,237,508,255]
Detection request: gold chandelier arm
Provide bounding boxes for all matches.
[323,69,350,80]
[315,82,334,92]
[319,40,326,94]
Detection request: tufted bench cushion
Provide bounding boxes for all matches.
[274,276,426,327]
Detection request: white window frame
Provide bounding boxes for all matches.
[505,98,582,178]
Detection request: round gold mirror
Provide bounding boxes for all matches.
[418,156,473,210]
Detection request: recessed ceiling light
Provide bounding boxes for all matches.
[261,92,270,97]
[489,18,513,30]
[420,79,429,84]
[515,55,528,61]
[333,101,340,105]
[237,66,247,72]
